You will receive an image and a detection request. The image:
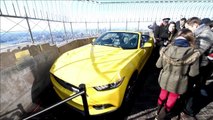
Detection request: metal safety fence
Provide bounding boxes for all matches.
[1,0,213,51]
[22,84,90,120]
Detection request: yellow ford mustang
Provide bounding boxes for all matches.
[50,31,154,115]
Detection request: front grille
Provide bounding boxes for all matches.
[52,74,79,93]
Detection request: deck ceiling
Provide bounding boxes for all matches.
[84,0,213,4]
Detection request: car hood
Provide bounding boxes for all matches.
[50,44,138,87]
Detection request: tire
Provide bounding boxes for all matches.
[121,73,138,113]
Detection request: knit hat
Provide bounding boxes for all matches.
[200,18,211,25]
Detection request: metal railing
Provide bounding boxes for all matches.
[22,84,90,120]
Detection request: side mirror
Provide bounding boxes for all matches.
[143,42,152,48]
[92,38,96,42]
[142,35,150,42]
[91,38,96,45]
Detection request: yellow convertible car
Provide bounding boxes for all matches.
[50,31,154,115]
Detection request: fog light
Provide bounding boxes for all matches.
[93,104,114,110]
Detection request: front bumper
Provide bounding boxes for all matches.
[50,74,125,115]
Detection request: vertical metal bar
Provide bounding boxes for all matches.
[125,19,128,31]
[24,6,27,17]
[58,0,61,21]
[12,3,17,16]
[47,12,54,44]
[40,10,43,19]
[155,4,159,22]
[16,0,21,16]
[197,5,202,17]
[167,4,172,20]
[79,84,89,119]
[85,21,88,36]
[63,21,68,42]
[153,4,157,21]
[26,0,31,17]
[70,22,74,40]
[193,5,198,17]
[40,1,44,19]
[121,3,125,23]
[61,1,65,21]
[97,21,99,35]
[50,2,54,20]
[24,6,34,44]
[57,0,60,21]
[51,8,54,20]
[0,9,2,15]
[3,0,9,15]
[33,8,36,18]
[46,1,50,19]
[209,7,213,19]
[185,4,191,19]
[34,0,39,19]
[55,0,58,20]
[51,13,53,20]
[109,21,111,31]
[201,5,206,18]
[171,3,177,20]
[138,19,140,31]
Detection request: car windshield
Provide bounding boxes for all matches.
[93,32,139,49]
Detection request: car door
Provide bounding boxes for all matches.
[137,35,153,72]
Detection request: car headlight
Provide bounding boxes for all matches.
[93,77,124,91]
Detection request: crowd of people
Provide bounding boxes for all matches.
[149,17,213,120]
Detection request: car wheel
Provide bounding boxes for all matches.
[122,74,138,112]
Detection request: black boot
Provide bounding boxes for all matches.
[156,104,164,115]
[155,107,170,120]
[180,112,197,120]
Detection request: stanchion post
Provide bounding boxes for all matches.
[79,84,90,119]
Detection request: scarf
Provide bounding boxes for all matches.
[173,37,190,47]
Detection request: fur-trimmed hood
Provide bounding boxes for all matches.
[160,44,200,66]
